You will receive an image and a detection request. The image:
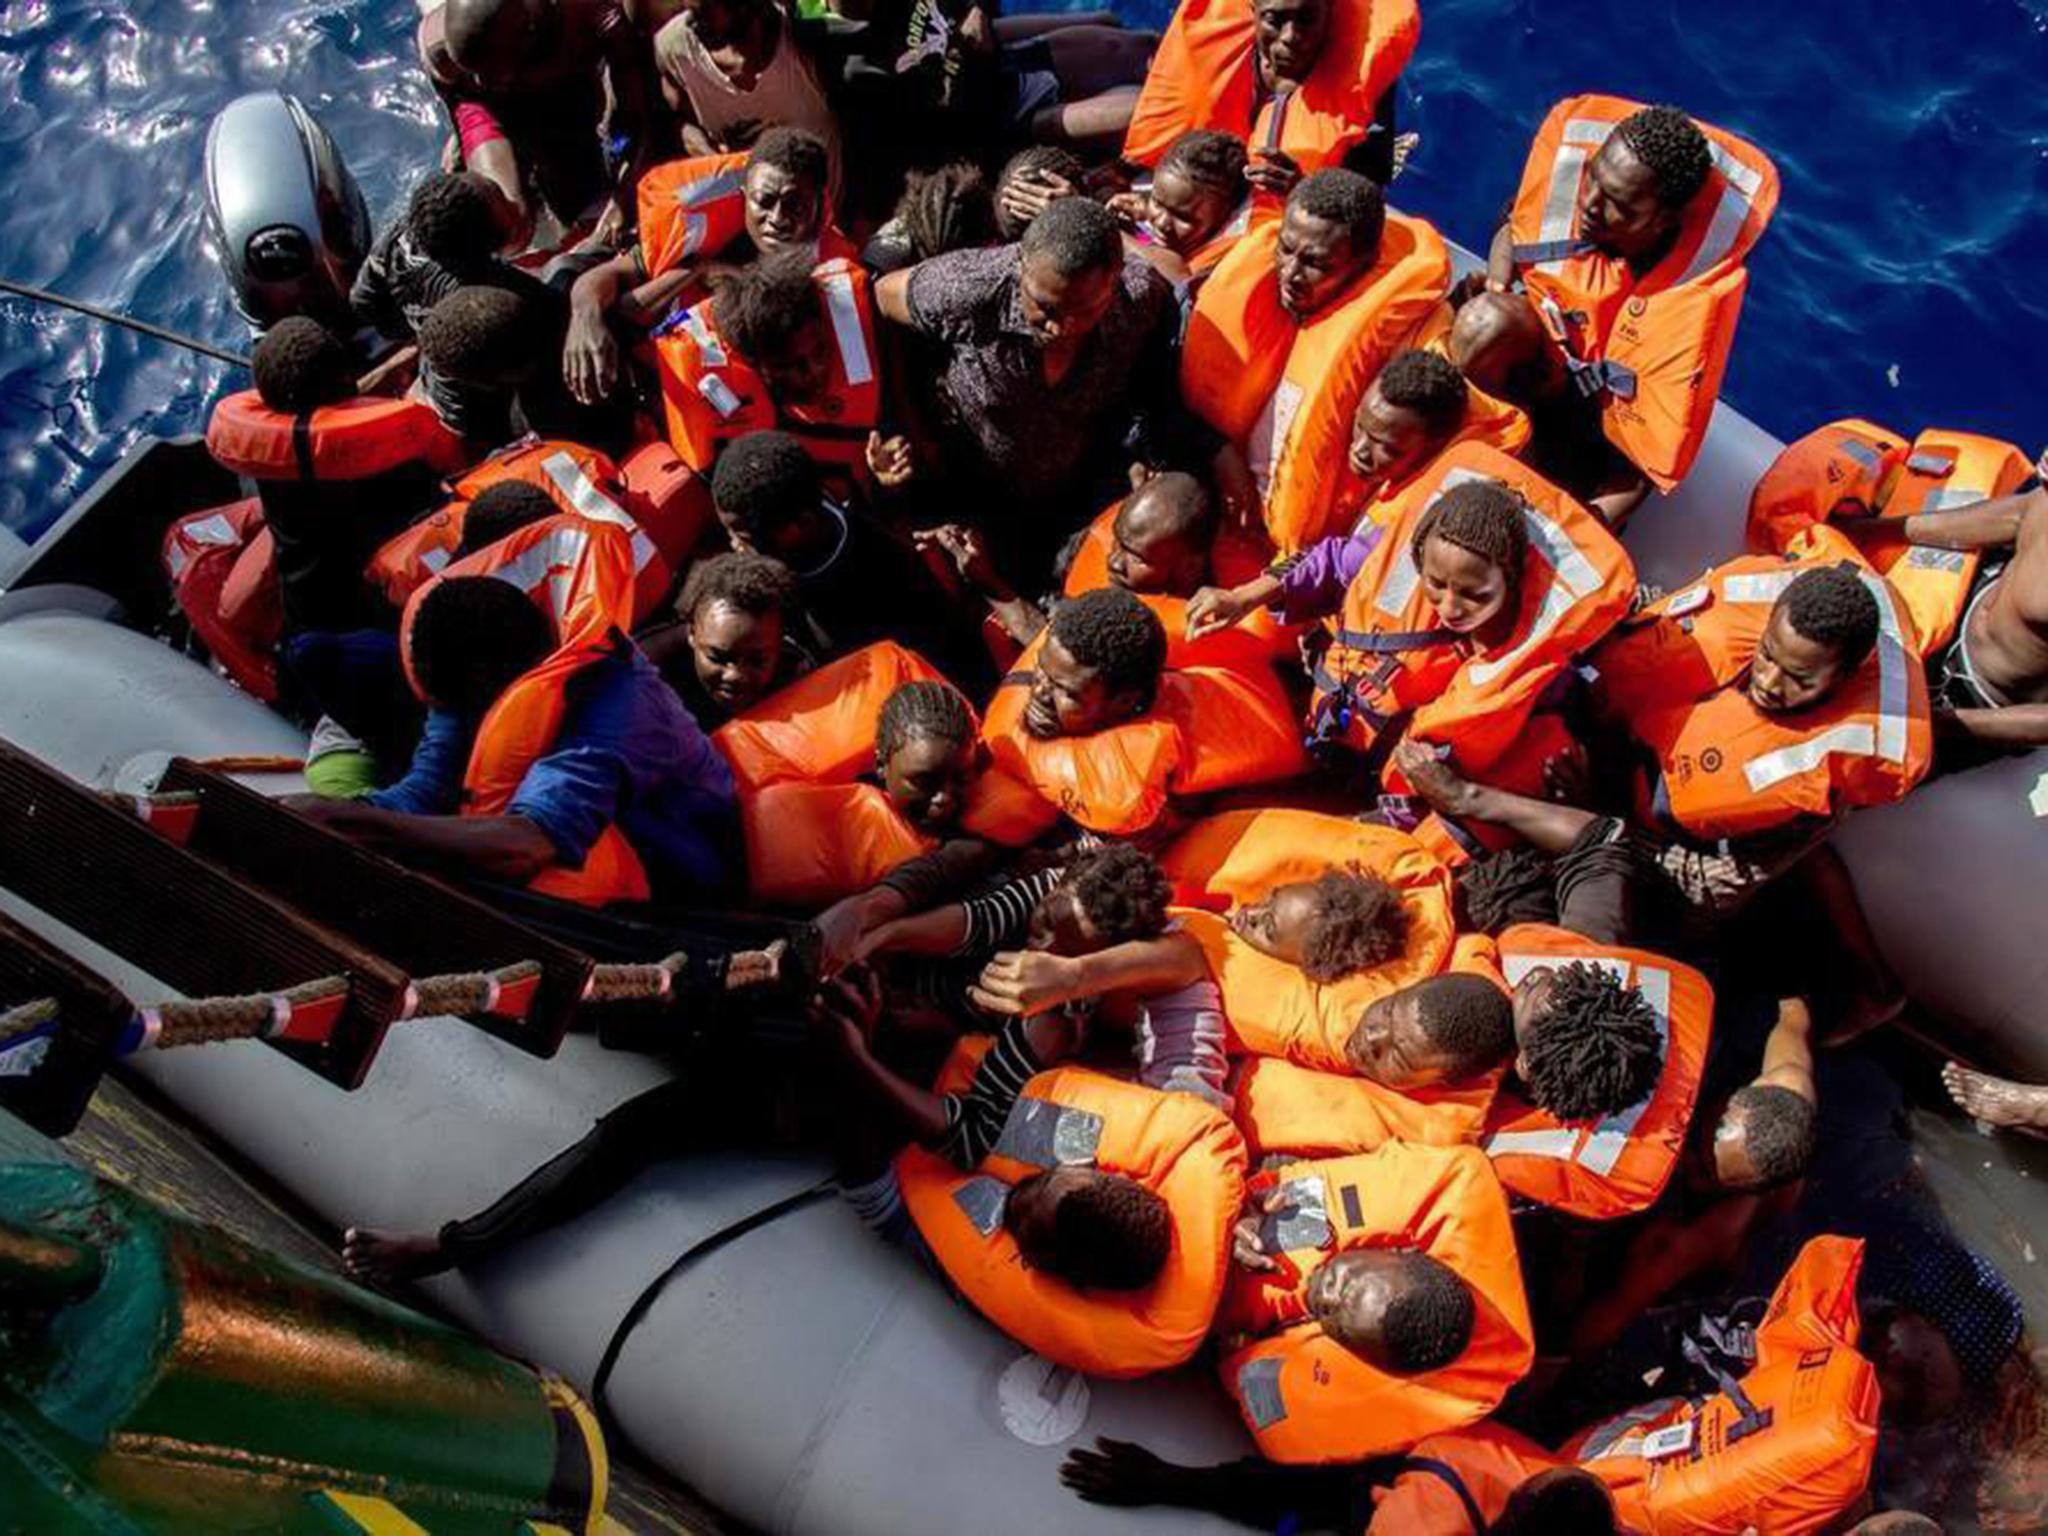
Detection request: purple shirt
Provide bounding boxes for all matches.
[1269,522,1387,625]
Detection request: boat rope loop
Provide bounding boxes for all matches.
[581,952,690,1005]
[0,997,58,1043]
[404,960,543,1021]
[144,975,348,1048]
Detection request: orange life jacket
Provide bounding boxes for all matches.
[399,517,648,906]
[1569,1236,1880,1536]
[614,438,715,578]
[206,390,467,483]
[1218,1143,1534,1464]
[163,498,283,703]
[1595,548,1932,841]
[1123,0,1420,177]
[1158,810,1457,1069]
[981,636,1309,835]
[1060,501,1295,674]
[1747,419,2031,658]
[1364,1423,1568,1535]
[1231,1052,1500,1164]
[1479,924,1712,1219]
[1183,213,1452,552]
[1309,444,1635,778]
[368,439,674,620]
[1507,95,1780,491]
[653,257,881,486]
[637,150,752,280]
[898,1036,1248,1378]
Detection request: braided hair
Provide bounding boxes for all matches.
[896,163,998,262]
[1409,479,1529,602]
[1158,129,1249,201]
[1519,961,1664,1121]
[875,678,975,771]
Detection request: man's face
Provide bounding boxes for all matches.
[1579,137,1681,263]
[744,162,823,255]
[882,733,975,833]
[761,311,835,404]
[1346,986,1458,1089]
[1146,165,1233,256]
[1304,1250,1408,1363]
[688,598,782,714]
[1747,607,1849,714]
[1275,205,1364,319]
[1418,532,1515,639]
[1024,635,1132,739]
[1349,381,1437,487]
[1107,500,1204,596]
[1018,253,1118,350]
[1252,0,1329,85]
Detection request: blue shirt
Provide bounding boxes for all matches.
[369,645,740,900]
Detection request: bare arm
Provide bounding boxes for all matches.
[861,904,972,960]
[967,934,1209,1018]
[465,139,535,250]
[1939,703,2048,749]
[1758,996,1818,1100]
[1899,484,2039,550]
[875,269,916,328]
[291,798,558,883]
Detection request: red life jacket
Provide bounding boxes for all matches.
[162,499,283,702]
[206,390,466,483]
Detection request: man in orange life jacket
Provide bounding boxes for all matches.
[1478,105,1718,528]
[291,575,741,900]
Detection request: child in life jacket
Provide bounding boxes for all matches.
[562,128,842,407]
[638,550,807,728]
[415,283,624,455]
[290,574,741,902]
[1105,130,1254,299]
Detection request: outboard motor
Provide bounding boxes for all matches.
[203,92,371,336]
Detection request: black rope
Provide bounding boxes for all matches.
[0,276,251,368]
[589,1179,838,1417]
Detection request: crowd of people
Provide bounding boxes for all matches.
[160,0,2048,1528]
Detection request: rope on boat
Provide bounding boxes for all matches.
[143,976,349,1048]
[0,998,58,1043]
[582,952,690,1005]
[404,960,543,1020]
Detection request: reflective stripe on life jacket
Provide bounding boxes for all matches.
[1598,548,1932,840]
[399,517,649,906]
[1123,0,1420,176]
[898,1036,1248,1377]
[1184,213,1452,552]
[1311,444,1635,775]
[369,440,671,620]
[163,498,283,703]
[1508,95,1780,490]
[1061,501,1295,674]
[1480,924,1712,1219]
[636,150,752,279]
[207,390,467,483]
[653,257,880,484]
[1748,419,2030,658]
[1158,810,1457,1069]
[1569,1236,1879,1536]
[981,636,1309,835]
[1218,1143,1533,1463]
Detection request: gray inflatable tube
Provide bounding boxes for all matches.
[0,392,2043,1535]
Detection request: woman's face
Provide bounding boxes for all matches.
[881,733,975,832]
[689,599,782,714]
[1419,534,1514,639]
[1146,166,1232,257]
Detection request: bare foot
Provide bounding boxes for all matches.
[1393,739,1474,817]
[342,1227,450,1287]
[726,939,788,992]
[1943,1062,2048,1136]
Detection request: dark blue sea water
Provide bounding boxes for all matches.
[2,0,2044,546]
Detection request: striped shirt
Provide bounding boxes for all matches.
[937,1017,1046,1168]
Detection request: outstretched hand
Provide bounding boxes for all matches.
[1184,585,1249,641]
[912,522,1004,596]
[1060,1438,1177,1507]
[865,431,916,489]
[808,965,883,1058]
[1229,1185,1288,1271]
[968,949,1084,1018]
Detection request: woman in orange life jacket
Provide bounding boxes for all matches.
[638,549,808,727]
[1477,105,1723,529]
[561,127,846,408]
[1390,562,1914,1039]
[1106,130,1255,302]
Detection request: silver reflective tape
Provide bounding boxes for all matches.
[1247,378,1305,501]
[541,452,632,528]
[1675,141,1760,285]
[820,273,874,388]
[487,526,590,599]
[1860,568,1912,763]
[181,512,242,548]
[993,1096,1103,1169]
[954,1175,1009,1237]
[1466,498,1606,687]
[421,547,450,574]
[1721,571,1797,606]
[1537,121,1615,257]
[1261,1176,1331,1254]
[1920,486,1986,514]
[1904,546,1969,573]
[1377,466,1489,619]
[1906,451,1956,477]
[1237,1357,1289,1430]
[1742,721,1878,792]
[1484,1126,1584,1160]
[683,306,725,367]
[699,374,745,419]
[1837,437,1884,472]
[1575,964,1670,1177]
[677,167,745,210]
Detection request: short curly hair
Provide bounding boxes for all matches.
[711,430,818,541]
[1044,1171,1172,1291]
[716,249,823,370]
[1158,129,1250,201]
[1288,168,1385,258]
[1295,870,1412,982]
[749,126,831,196]
[1780,565,1881,673]
[417,284,544,386]
[678,549,797,625]
[1046,588,1168,711]
[1376,349,1469,440]
[1520,961,1666,1122]
[1020,196,1123,279]
[458,480,558,557]
[251,316,355,413]
[1411,972,1517,1078]
[1061,842,1173,945]
[1374,1251,1475,1372]
[407,171,504,274]
[896,163,998,262]
[875,678,975,767]
[1615,106,1714,211]
[409,574,553,715]
[1410,479,1529,595]
[1725,1084,1817,1189]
